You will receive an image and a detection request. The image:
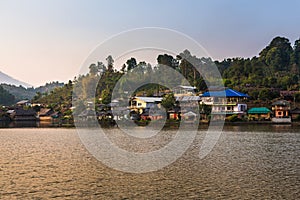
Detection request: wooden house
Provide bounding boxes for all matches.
[291,107,300,121]
[129,97,162,114]
[12,108,37,121]
[271,100,291,123]
[38,108,54,121]
[16,100,31,107]
[248,107,271,121]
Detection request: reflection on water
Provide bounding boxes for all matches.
[0,121,70,128]
[0,128,299,199]
[222,123,300,133]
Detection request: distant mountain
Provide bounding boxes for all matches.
[0,71,32,88]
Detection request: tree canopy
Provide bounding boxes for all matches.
[0,85,15,105]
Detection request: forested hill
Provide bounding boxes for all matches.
[1,81,64,102]
[215,36,300,100]
[0,85,15,106]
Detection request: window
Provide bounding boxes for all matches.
[239,105,246,111]
[227,106,231,111]
[138,103,142,106]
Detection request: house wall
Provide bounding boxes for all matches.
[275,110,289,118]
[131,99,147,109]
[249,113,270,120]
[14,116,37,121]
[39,116,52,121]
[234,104,247,112]
[201,97,213,105]
[211,103,247,114]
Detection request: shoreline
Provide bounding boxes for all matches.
[1,120,300,129]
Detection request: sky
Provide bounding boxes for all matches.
[0,0,300,86]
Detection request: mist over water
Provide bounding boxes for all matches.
[0,127,299,199]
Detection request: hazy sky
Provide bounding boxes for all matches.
[0,0,300,86]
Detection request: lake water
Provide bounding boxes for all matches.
[0,125,299,199]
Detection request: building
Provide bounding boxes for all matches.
[200,88,249,120]
[290,107,300,121]
[129,97,162,114]
[38,108,54,121]
[271,100,291,123]
[140,112,164,121]
[11,108,37,121]
[248,107,271,121]
[175,96,200,106]
[182,111,197,122]
[173,85,196,97]
[16,100,31,107]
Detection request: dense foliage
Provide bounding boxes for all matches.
[1,81,64,102]
[216,37,300,99]
[32,81,73,111]
[0,85,15,105]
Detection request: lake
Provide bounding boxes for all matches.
[0,125,299,199]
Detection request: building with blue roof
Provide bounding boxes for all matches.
[200,88,249,120]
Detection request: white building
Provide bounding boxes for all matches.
[200,88,249,119]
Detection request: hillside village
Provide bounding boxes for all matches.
[1,36,300,127]
[0,84,300,128]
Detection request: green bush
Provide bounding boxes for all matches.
[226,114,242,122]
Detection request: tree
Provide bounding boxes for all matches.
[82,75,98,99]
[290,39,300,76]
[199,104,211,120]
[157,54,177,69]
[106,55,114,72]
[126,57,137,71]
[294,92,300,102]
[97,61,106,75]
[178,49,192,78]
[89,64,99,76]
[161,93,175,111]
[121,64,126,73]
[100,88,111,105]
[293,39,300,64]
[259,36,293,71]
[0,85,15,105]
